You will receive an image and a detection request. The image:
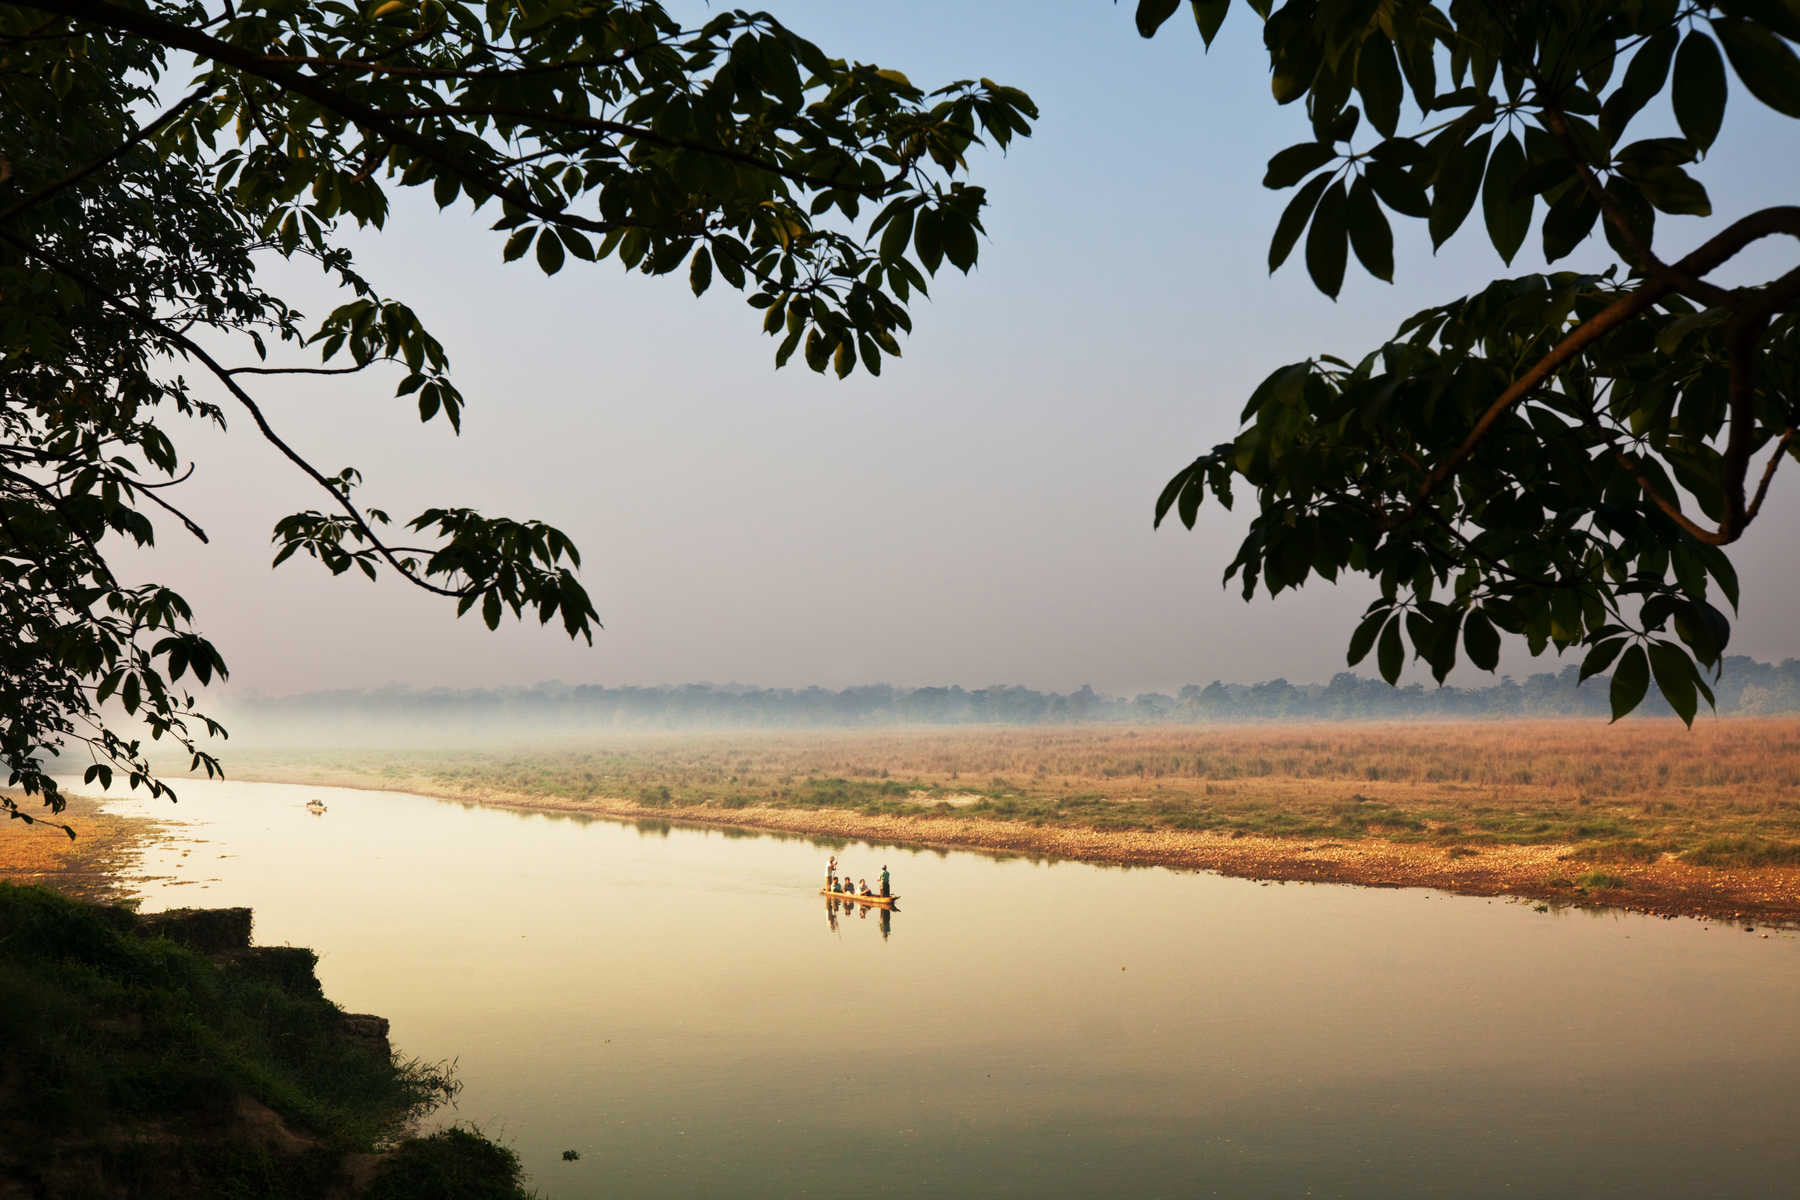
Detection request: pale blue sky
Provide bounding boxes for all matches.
[127,1,1800,698]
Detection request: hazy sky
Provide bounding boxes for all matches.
[122,1,1800,699]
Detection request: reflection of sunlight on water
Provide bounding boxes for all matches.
[94,777,1800,1200]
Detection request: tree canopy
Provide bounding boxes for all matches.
[0,0,1035,830]
[1143,0,1799,723]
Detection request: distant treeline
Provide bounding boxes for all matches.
[226,656,1800,741]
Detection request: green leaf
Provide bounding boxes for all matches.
[1541,184,1600,261]
[1428,131,1491,249]
[774,326,802,368]
[1649,641,1699,725]
[502,226,534,263]
[689,247,712,296]
[1263,141,1337,189]
[941,215,979,272]
[1601,176,1656,262]
[482,589,501,631]
[1579,635,1626,682]
[879,203,914,261]
[1634,166,1712,216]
[1347,607,1385,666]
[804,327,830,373]
[1376,615,1404,685]
[1609,643,1650,720]
[1269,171,1332,272]
[1463,610,1501,671]
[1304,179,1349,299]
[833,339,855,379]
[1192,0,1230,46]
[1673,32,1728,151]
[1480,132,1531,264]
[1136,0,1182,37]
[1357,35,1403,137]
[1363,160,1429,217]
[1345,177,1393,282]
[1601,26,1678,142]
[535,227,565,275]
[914,207,943,274]
[1714,17,1800,117]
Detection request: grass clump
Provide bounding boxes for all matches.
[1575,871,1627,891]
[1680,837,1800,867]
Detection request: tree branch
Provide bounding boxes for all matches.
[0,227,467,599]
[0,83,208,225]
[1411,206,1800,517]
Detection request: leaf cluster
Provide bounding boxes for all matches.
[0,1,1034,817]
[1141,0,1800,722]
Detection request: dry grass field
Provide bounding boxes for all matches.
[239,718,1800,870]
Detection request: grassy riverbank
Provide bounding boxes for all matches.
[227,719,1800,926]
[0,883,530,1198]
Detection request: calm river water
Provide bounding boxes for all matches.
[108,779,1799,1198]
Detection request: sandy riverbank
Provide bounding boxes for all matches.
[233,763,1800,928]
[0,794,165,903]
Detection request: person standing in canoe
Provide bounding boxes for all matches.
[826,856,838,893]
[879,865,890,897]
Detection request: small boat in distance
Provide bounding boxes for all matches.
[821,888,897,908]
[305,799,327,814]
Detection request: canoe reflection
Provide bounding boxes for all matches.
[824,895,897,940]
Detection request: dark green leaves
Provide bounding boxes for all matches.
[1363,159,1429,217]
[1192,0,1230,47]
[535,227,565,275]
[1648,641,1700,725]
[1136,0,1183,37]
[1356,36,1404,138]
[1376,616,1405,685]
[1714,17,1800,117]
[1672,32,1728,151]
[1601,26,1678,142]
[1149,0,1800,728]
[1633,165,1712,216]
[1480,132,1531,264]
[1346,178,1393,282]
[0,0,1042,824]
[1347,606,1386,667]
[1462,610,1500,671]
[1269,171,1331,272]
[1264,141,1337,188]
[1541,184,1600,262]
[1609,644,1650,721]
[1428,131,1490,249]
[502,226,534,263]
[1305,180,1349,298]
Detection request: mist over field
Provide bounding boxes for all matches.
[206,655,1800,750]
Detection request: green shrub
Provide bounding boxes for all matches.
[366,1127,530,1200]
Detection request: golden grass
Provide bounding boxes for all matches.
[232,717,1800,865]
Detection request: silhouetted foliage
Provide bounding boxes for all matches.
[1143,1,1800,725]
[0,0,1034,826]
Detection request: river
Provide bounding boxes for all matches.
[109,778,1800,1198]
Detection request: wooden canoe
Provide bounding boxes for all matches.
[821,888,898,907]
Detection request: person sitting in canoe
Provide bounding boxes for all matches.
[858,878,872,896]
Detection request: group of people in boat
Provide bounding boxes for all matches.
[824,855,889,897]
